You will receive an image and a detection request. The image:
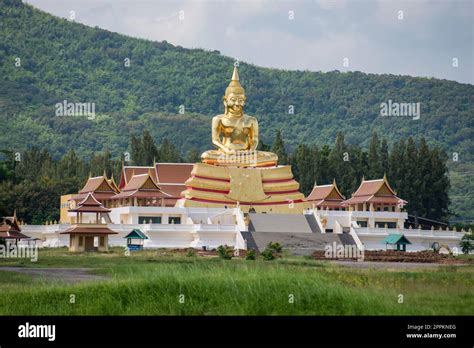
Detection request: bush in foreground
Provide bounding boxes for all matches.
[245,249,256,260]
[217,245,234,260]
[261,242,283,261]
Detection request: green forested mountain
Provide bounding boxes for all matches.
[0,0,473,222]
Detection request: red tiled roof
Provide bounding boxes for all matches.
[342,176,406,206]
[69,193,111,213]
[72,192,117,201]
[342,195,406,206]
[159,184,187,198]
[108,177,120,193]
[122,166,157,184]
[306,185,334,201]
[79,176,116,194]
[0,230,30,239]
[155,163,193,184]
[113,190,169,199]
[0,214,24,237]
[306,181,345,209]
[113,173,170,199]
[351,178,396,197]
[60,225,118,235]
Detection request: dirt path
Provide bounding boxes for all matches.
[0,267,108,283]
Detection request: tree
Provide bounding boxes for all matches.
[272,130,288,165]
[141,130,158,165]
[380,138,389,176]
[292,144,313,195]
[186,148,201,163]
[368,131,381,179]
[130,134,144,166]
[159,138,181,163]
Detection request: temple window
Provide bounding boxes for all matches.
[169,217,181,224]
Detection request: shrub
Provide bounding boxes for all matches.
[267,241,282,253]
[459,232,474,254]
[245,249,256,260]
[217,245,233,260]
[260,241,283,261]
[260,248,275,261]
[186,248,196,257]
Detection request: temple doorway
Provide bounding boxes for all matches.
[84,237,95,251]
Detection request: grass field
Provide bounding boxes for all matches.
[0,248,472,315]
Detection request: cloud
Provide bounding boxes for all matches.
[27,0,473,84]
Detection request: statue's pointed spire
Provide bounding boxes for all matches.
[225,65,245,97]
[232,65,239,81]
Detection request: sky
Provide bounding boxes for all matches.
[26,0,474,84]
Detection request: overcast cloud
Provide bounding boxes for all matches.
[26,0,473,84]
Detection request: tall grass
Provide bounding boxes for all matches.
[0,248,472,315]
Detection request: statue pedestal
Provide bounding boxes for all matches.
[176,163,309,214]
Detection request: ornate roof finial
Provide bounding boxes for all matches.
[332,178,336,186]
[89,171,92,178]
[362,175,365,182]
[103,169,107,178]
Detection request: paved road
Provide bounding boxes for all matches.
[0,267,107,283]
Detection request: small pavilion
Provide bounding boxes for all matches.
[383,233,412,252]
[124,229,148,251]
[61,193,117,252]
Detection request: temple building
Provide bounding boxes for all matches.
[118,163,193,206]
[111,170,169,208]
[72,172,119,207]
[0,211,30,245]
[61,193,117,252]
[341,175,406,214]
[306,179,345,211]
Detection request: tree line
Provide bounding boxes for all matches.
[0,131,450,224]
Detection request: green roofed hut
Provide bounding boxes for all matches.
[383,233,412,252]
[124,229,148,251]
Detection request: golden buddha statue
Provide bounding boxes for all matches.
[177,66,308,214]
[201,66,278,167]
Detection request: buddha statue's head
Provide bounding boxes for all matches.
[223,66,246,116]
